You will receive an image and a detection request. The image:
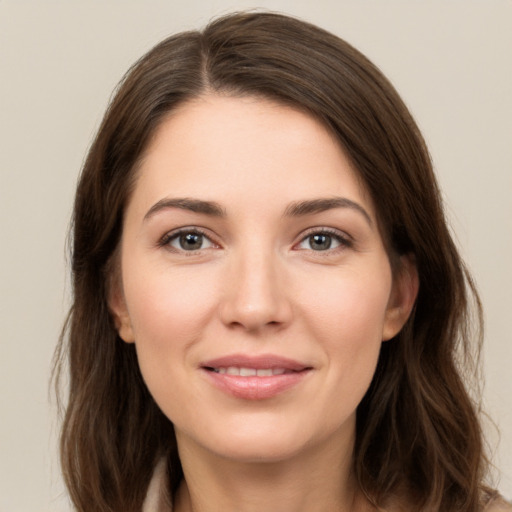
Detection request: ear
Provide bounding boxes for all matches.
[107,274,136,344]
[382,254,419,341]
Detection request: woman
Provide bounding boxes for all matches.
[54,11,511,512]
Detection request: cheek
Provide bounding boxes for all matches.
[124,262,217,345]
[121,261,219,396]
[297,265,392,386]
[300,265,392,340]
[122,264,221,421]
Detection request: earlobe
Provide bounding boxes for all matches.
[382,254,419,341]
[107,278,136,344]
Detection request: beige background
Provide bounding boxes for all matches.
[0,1,510,510]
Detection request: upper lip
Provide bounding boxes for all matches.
[200,354,311,371]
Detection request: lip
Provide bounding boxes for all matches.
[200,354,312,400]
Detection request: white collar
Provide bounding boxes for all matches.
[142,458,173,512]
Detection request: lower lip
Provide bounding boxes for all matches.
[202,369,310,400]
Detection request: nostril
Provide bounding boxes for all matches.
[218,273,293,331]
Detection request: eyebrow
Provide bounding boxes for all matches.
[284,197,372,226]
[143,196,372,226]
[144,198,226,221]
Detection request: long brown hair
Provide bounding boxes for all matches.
[54,11,492,511]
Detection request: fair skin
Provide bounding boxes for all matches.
[110,94,418,512]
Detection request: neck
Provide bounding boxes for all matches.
[173,425,369,512]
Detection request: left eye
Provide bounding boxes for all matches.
[166,231,215,251]
[297,232,347,251]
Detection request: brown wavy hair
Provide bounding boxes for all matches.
[54,11,493,511]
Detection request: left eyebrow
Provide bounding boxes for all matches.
[143,197,226,221]
[284,197,373,227]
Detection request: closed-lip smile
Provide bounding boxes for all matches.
[200,354,312,400]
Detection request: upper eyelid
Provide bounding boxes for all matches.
[157,225,353,248]
[293,227,354,252]
[297,226,353,242]
[159,226,219,247]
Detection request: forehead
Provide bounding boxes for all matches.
[132,94,374,217]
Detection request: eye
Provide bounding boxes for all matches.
[296,230,351,251]
[162,229,216,252]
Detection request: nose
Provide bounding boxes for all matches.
[219,247,293,332]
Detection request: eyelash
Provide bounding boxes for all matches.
[295,228,353,253]
[158,227,353,254]
[158,227,217,253]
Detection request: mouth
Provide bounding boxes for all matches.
[201,354,310,372]
[205,367,295,376]
[200,354,312,400]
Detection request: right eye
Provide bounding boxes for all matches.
[161,229,216,252]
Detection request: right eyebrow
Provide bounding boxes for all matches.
[143,197,226,221]
[284,197,373,227]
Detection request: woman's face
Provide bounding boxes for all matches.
[111,95,416,463]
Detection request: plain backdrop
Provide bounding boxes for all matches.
[0,1,510,510]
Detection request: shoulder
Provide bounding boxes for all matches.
[484,497,512,511]
[380,495,512,512]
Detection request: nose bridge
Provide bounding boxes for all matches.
[220,239,291,331]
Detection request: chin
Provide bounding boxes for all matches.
[205,435,309,464]
[178,412,351,465]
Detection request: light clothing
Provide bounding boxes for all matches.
[486,499,512,512]
[142,458,173,512]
